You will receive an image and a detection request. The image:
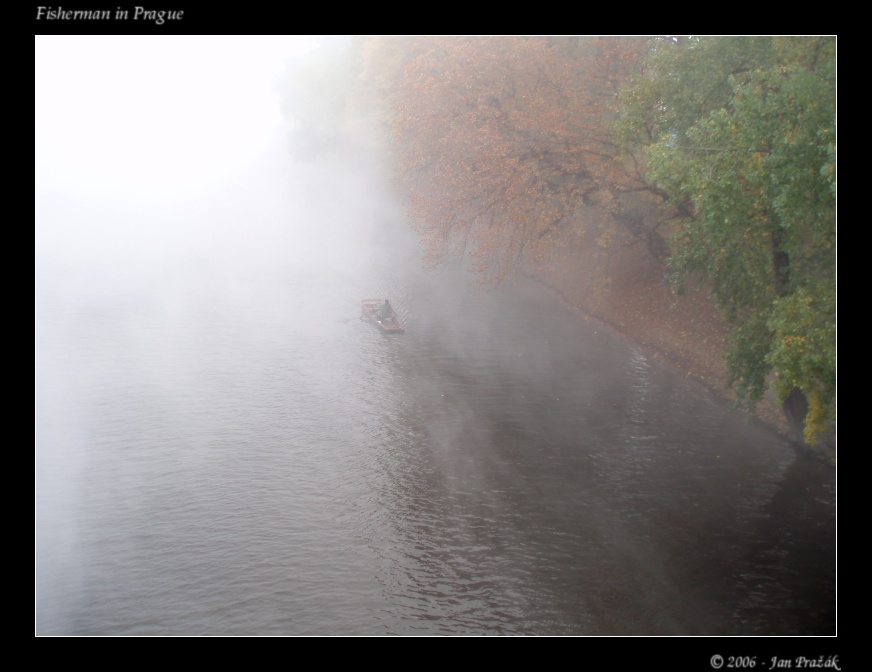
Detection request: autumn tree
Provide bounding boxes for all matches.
[617,36,836,445]
[362,36,669,283]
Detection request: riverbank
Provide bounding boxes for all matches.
[583,281,791,435]
[531,260,813,456]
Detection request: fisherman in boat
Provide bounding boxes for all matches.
[379,299,393,322]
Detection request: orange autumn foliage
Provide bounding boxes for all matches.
[361,36,664,283]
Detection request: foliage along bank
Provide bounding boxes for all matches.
[280,36,836,453]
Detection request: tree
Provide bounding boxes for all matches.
[617,36,836,445]
[362,36,668,283]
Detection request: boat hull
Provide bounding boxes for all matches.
[362,299,405,333]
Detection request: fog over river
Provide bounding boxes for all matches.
[35,37,836,636]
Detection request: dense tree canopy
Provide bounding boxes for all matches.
[362,36,667,281]
[617,36,836,443]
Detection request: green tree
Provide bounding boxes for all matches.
[618,36,835,445]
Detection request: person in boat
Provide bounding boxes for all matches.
[378,299,393,322]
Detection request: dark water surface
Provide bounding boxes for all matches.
[35,151,836,636]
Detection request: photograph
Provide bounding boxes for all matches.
[35,29,837,641]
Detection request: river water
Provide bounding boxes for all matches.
[35,146,836,637]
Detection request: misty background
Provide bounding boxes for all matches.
[35,36,835,636]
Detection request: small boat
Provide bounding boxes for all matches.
[362,299,405,334]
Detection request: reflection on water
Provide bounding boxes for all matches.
[36,156,835,636]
